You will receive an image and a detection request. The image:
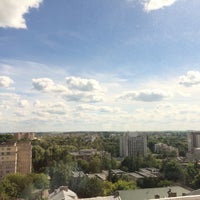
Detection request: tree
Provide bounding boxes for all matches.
[29,173,49,189]
[77,159,89,173]
[193,172,200,189]
[0,185,10,200]
[50,161,74,191]
[77,177,104,198]
[88,157,101,173]
[113,180,136,191]
[162,160,183,181]
[1,173,33,199]
[32,145,45,172]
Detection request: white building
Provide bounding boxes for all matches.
[48,186,78,200]
[120,132,147,157]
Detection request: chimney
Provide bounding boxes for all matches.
[167,189,177,197]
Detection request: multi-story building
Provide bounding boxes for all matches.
[14,132,35,141]
[17,141,32,174]
[187,132,200,160]
[0,141,32,181]
[120,132,147,157]
[188,132,200,152]
[0,142,18,180]
[154,143,179,156]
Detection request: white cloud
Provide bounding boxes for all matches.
[18,99,29,108]
[0,76,14,87]
[32,78,54,91]
[66,76,102,92]
[144,0,177,11]
[63,91,103,103]
[0,0,43,29]
[119,89,170,102]
[32,77,104,103]
[77,104,122,114]
[33,101,69,116]
[32,78,68,93]
[179,71,200,87]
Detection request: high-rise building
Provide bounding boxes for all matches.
[0,141,32,181]
[188,132,200,152]
[17,141,32,174]
[120,132,147,157]
[0,142,18,180]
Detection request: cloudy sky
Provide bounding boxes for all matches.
[1,0,200,132]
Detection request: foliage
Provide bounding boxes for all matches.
[147,133,188,156]
[120,154,160,172]
[161,160,183,181]
[0,173,49,199]
[76,177,104,198]
[112,179,136,191]
[0,134,14,143]
[102,136,120,157]
[49,161,74,191]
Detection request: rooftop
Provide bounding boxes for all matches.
[118,186,191,200]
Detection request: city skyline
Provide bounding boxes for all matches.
[1,0,200,132]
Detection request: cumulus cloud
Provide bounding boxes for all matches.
[144,0,177,11]
[63,91,103,103]
[66,76,102,92]
[32,78,68,93]
[119,89,170,102]
[33,101,69,116]
[0,0,43,29]
[179,71,200,87]
[0,76,14,87]
[77,104,122,113]
[18,99,29,108]
[32,77,104,103]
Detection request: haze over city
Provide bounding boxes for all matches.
[1,0,200,132]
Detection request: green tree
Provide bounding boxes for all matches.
[88,157,101,173]
[113,180,136,191]
[1,173,33,199]
[29,173,49,189]
[77,159,89,173]
[77,177,104,198]
[50,161,74,191]
[162,160,183,181]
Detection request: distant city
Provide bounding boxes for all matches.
[1,131,200,199]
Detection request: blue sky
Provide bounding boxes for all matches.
[1,0,200,132]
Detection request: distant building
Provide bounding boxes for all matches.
[70,149,110,161]
[187,132,200,160]
[14,132,35,141]
[188,132,200,152]
[120,132,147,157]
[0,141,32,181]
[17,141,32,174]
[154,143,179,156]
[0,142,18,180]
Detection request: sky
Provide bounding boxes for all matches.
[1,0,200,132]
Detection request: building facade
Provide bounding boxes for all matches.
[0,141,32,181]
[120,132,147,157]
[188,132,200,152]
[0,142,18,180]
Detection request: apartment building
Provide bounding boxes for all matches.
[120,132,147,157]
[0,141,32,181]
[0,142,18,180]
[188,132,200,152]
